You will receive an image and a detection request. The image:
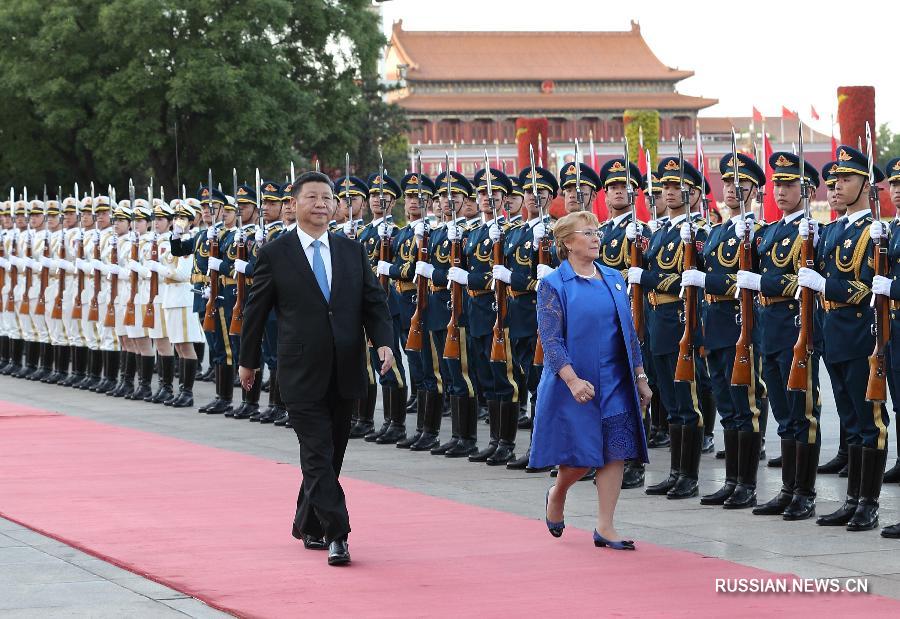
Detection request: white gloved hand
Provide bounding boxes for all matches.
[872,275,892,296]
[492,264,512,284]
[532,222,546,241]
[207,256,222,272]
[447,224,461,241]
[173,223,185,236]
[39,255,53,268]
[233,259,249,274]
[206,226,216,241]
[680,221,697,243]
[625,222,638,241]
[144,260,161,274]
[58,259,74,273]
[870,221,888,242]
[414,261,434,280]
[798,267,826,293]
[447,266,469,286]
[201,286,211,300]
[376,260,392,276]
[681,269,706,288]
[413,221,426,239]
[732,216,754,242]
[75,258,89,273]
[377,222,393,238]
[736,270,762,291]
[342,221,355,236]
[108,265,121,277]
[536,264,555,280]
[798,218,819,246]
[91,258,103,271]
[254,227,264,244]
[0,257,8,269]
[627,266,644,285]
[127,261,142,274]
[48,258,60,270]
[648,219,661,234]
[488,223,501,243]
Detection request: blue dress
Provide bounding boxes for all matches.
[529,260,649,469]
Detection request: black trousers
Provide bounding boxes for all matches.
[288,366,354,543]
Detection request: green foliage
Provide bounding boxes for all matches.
[623,109,660,164]
[877,123,900,164]
[0,0,402,198]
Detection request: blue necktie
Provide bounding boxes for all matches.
[311,239,330,302]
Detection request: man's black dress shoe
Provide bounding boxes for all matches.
[303,535,327,550]
[328,538,351,566]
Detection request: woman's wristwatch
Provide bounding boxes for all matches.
[635,372,648,382]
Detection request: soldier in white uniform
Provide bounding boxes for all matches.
[43,197,79,384]
[88,196,121,393]
[12,200,41,377]
[123,202,156,401]
[109,202,139,398]
[140,200,175,403]
[74,197,102,389]
[30,199,63,382]
[0,201,13,371]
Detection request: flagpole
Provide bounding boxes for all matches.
[589,129,597,170]
[780,116,785,144]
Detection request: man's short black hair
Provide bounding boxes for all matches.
[292,171,334,198]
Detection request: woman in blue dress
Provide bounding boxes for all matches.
[530,211,651,549]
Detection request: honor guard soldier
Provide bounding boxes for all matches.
[40,198,67,384]
[738,152,822,520]
[75,196,105,389]
[0,201,12,372]
[810,145,888,531]
[226,185,262,420]
[26,199,53,382]
[88,196,121,394]
[817,161,851,476]
[2,200,28,376]
[360,172,408,443]
[630,156,709,500]
[688,152,768,509]
[597,157,654,489]
[384,171,434,447]
[109,201,139,398]
[123,200,156,401]
[14,199,45,379]
[139,200,175,402]
[413,170,477,456]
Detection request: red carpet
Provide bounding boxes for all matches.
[0,401,897,618]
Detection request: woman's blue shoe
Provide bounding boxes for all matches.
[593,529,635,550]
[545,487,565,538]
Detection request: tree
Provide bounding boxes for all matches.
[0,0,400,198]
[878,123,900,164]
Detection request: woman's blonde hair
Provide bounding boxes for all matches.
[554,211,600,260]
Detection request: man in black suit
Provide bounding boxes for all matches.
[238,171,394,566]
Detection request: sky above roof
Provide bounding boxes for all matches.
[378,0,897,133]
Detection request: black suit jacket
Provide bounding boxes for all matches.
[238,229,393,403]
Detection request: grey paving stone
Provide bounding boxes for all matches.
[159,597,231,618]
[0,561,101,585]
[110,577,191,601]
[0,602,190,618]
[0,580,152,610]
[0,533,26,548]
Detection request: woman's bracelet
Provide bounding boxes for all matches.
[635,372,648,382]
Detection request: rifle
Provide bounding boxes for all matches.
[787,130,815,392]
[405,150,429,352]
[229,168,246,335]
[575,139,585,211]
[624,138,644,342]
[531,145,548,366]
[674,136,697,383]
[142,182,159,328]
[865,121,889,403]
[487,153,508,362]
[443,153,462,360]
[104,186,119,328]
[35,187,50,316]
[345,153,358,240]
[377,146,392,292]
[19,188,33,316]
[646,148,658,224]
[89,182,103,322]
[5,188,17,313]
[203,170,219,333]
[51,188,67,320]
[124,180,140,326]
[731,130,754,386]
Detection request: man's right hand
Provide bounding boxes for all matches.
[238,366,256,390]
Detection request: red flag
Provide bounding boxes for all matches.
[752,106,764,123]
[762,133,779,222]
[592,189,608,222]
[782,106,799,120]
[810,105,820,121]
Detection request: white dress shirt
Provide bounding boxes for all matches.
[296,226,332,288]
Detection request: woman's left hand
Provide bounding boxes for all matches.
[636,377,652,411]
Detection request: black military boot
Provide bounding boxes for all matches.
[783,441,819,520]
[365,386,392,442]
[446,395,478,457]
[28,343,51,382]
[847,447,888,531]
[469,400,500,462]
[882,423,900,483]
[14,341,39,378]
[3,338,24,376]
[60,346,81,386]
[405,389,418,414]
[90,351,110,392]
[398,390,427,449]
[724,431,762,509]
[509,402,539,470]
[170,358,196,408]
[622,414,651,488]
[818,425,848,474]
[429,393,459,455]
[110,352,137,398]
[409,391,443,452]
[96,351,120,394]
[701,429,739,505]
[129,355,155,401]
[197,364,222,412]
[646,424,682,495]
[487,401,519,465]
[753,439,796,515]
[46,344,70,385]
[243,374,264,421]
[817,443,862,526]
[517,400,532,430]
[648,390,670,448]
[699,389,716,454]
[668,424,703,499]
[205,365,234,414]
[0,336,8,370]
[255,370,278,421]
[193,342,205,379]
[78,349,102,390]
[349,384,377,438]
[377,386,408,444]
[148,355,174,403]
